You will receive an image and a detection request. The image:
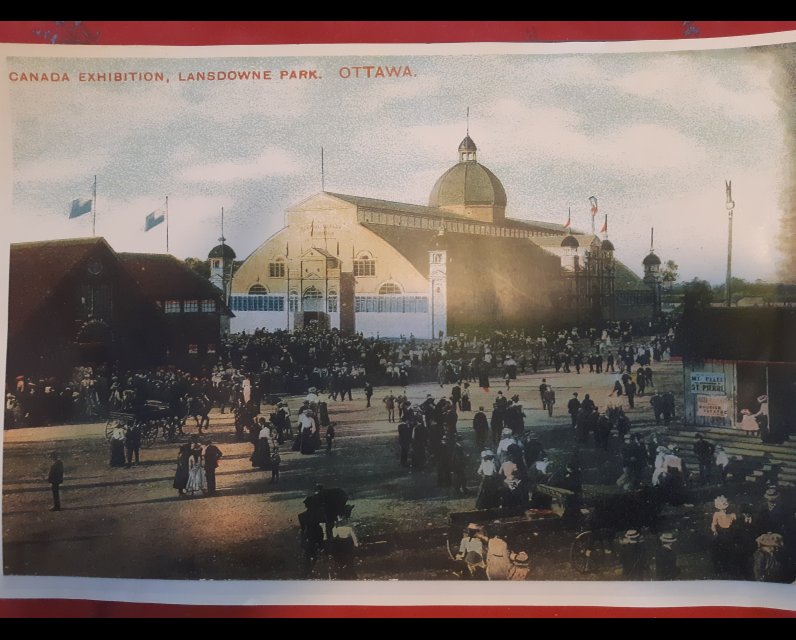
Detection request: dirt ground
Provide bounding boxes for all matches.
[0,360,761,581]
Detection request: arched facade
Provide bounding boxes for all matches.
[226,134,651,336]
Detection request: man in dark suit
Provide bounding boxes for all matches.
[567,393,581,428]
[203,439,223,494]
[47,451,63,511]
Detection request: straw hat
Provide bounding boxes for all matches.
[466,523,483,533]
[764,487,780,501]
[756,532,784,548]
[510,551,529,567]
[622,530,642,544]
[481,449,495,459]
[659,532,678,544]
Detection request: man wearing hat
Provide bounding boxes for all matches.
[693,433,715,485]
[567,392,581,428]
[46,451,64,511]
[753,533,788,582]
[619,529,648,579]
[456,523,487,579]
[203,439,223,495]
[756,486,788,536]
[472,406,489,450]
[507,551,530,580]
[655,532,679,580]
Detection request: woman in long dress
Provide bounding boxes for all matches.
[252,421,272,469]
[109,424,127,467]
[186,451,208,495]
[173,443,191,497]
[710,495,737,577]
[299,409,317,455]
[475,449,500,510]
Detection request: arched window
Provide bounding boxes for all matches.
[327,289,338,313]
[353,251,376,277]
[303,286,323,312]
[378,282,403,295]
[248,284,269,295]
[289,289,299,312]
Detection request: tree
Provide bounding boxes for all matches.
[661,260,679,288]
[184,257,210,279]
[682,278,714,312]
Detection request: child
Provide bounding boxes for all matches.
[325,423,335,454]
[270,447,281,484]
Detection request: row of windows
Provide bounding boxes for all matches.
[355,296,429,313]
[262,257,379,279]
[248,283,401,296]
[163,299,217,314]
[230,295,286,312]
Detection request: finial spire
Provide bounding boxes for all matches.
[466,106,469,135]
[650,227,654,253]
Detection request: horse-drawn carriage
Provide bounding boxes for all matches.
[104,400,186,447]
[446,483,664,577]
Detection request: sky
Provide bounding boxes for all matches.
[4,43,791,284]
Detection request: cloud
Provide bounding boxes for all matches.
[178,147,303,183]
[389,99,707,175]
[610,54,779,122]
[14,153,111,184]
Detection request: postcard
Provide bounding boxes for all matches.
[1,32,795,609]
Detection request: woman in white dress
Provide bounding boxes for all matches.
[738,409,760,435]
[186,451,208,495]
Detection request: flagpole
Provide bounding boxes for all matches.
[165,196,169,253]
[92,175,97,237]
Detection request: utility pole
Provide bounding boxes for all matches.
[725,180,735,308]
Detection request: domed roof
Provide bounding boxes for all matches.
[643,251,661,266]
[429,160,507,209]
[208,243,236,260]
[561,235,580,248]
[601,239,615,252]
[458,135,477,153]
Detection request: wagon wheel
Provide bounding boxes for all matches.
[570,530,595,574]
[142,419,159,448]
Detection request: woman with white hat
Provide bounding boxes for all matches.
[475,449,500,510]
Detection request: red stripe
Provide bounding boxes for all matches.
[0,600,794,618]
[2,18,795,621]
[1,21,796,45]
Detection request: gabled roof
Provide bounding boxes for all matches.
[117,253,233,316]
[326,192,459,219]
[325,191,570,236]
[8,237,116,335]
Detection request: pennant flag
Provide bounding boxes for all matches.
[336,241,340,256]
[286,242,289,258]
[310,219,315,235]
[588,196,598,216]
[144,207,166,231]
[69,198,92,219]
[563,208,571,229]
[600,214,608,234]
